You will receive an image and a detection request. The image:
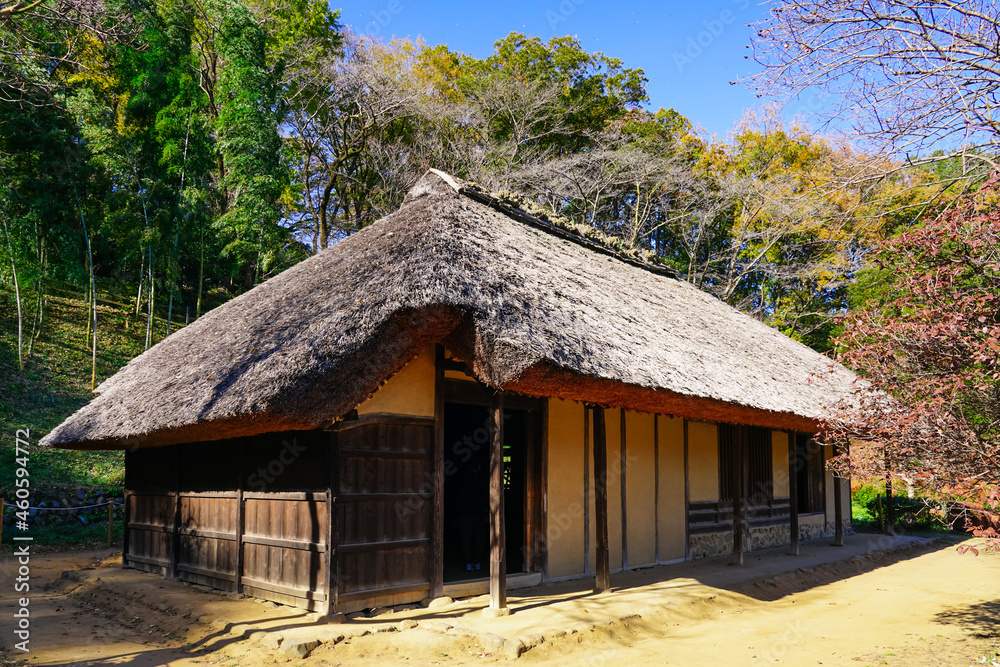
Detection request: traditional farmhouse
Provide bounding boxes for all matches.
[41,170,856,615]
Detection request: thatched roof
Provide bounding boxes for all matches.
[42,169,857,450]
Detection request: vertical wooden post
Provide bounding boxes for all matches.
[884,451,895,537]
[833,443,844,547]
[323,431,340,616]
[488,393,507,613]
[787,431,799,556]
[107,502,113,547]
[328,430,341,614]
[122,449,131,567]
[731,425,746,566]
[583,407,591,574]
[619,408,628,570]
[431,345,446,599]
[235,442,246,594]
[538,399,549,580]
[592,406,611,593]
[171,445,181,579]
[683,419,690,561]
[653,415,660,564]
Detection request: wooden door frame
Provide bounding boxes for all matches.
[433,367,545,588]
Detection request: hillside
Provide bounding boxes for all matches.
[0,283,193,493]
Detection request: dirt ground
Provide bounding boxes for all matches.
[1,536,998,667]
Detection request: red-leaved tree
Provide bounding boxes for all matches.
[822,175,1000,549]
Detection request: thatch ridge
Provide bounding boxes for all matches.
[42,169,857,449]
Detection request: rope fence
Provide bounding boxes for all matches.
[0,498,124,550]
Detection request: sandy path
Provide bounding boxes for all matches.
[523,540,1000,667]
[1,538,997,666]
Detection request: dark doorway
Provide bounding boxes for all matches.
[442,401,531,582]
[795,433,826,514]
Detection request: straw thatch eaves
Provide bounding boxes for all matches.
[41,169,857,450]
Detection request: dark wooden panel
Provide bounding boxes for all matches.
[126,447,177,493]
[241,496,328,608]
[124,430,336,611]
[126,494,174,571]
[176,494,238,590]
[334,421,434,606]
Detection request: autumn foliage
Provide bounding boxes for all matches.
[823,175,1000,545]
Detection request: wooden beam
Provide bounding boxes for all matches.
[489,392,507,612]
[683,419,690,561]
[171,446,181,578]
[122,450,131,568]
[833,443,844,547]
[431,345,446,599]
[592,406,611,593]
[884,450,895,537]
[235,442,246,595]
[787,431,799,556]
[538,398,549,579]
[583,406,591,575]
[328,431,341,614]
[653,415,660,564]
[619,408,628,570]
[731,425,746,566]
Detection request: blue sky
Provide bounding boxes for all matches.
[334,0,774,141]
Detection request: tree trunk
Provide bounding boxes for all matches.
[196,224,205,319]
[145,250,154,351]
[135,250,145,318]
[2,216,24,372]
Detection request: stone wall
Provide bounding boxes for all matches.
[688,518,854,559]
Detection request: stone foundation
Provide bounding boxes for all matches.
[688,531,733,559]
[688,518,854,559]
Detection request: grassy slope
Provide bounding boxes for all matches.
[0,285,182,494]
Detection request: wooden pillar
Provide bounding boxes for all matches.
[653,415,660,564]
[731,425,747,566]
[236,442,246,594]
[538,399,549,579]
[832,443,844,547]
[884,450,895,537]
[683,419,690,561]
[619,408,628,570]
[787,431,799,556]
[583,407,591,575]
[592,406,611,593]
[122,450,131,568]
[431,345,446,599]
[488,393,507,612]
[171,445,181,579]
[327,431,340,614]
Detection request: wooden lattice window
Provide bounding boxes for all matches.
[719,424,773,504]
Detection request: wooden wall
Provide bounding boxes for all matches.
[126,432,333,611]
[332,417,434,613]
[125,415,436,614]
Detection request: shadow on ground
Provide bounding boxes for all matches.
[933,599,1000,638]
